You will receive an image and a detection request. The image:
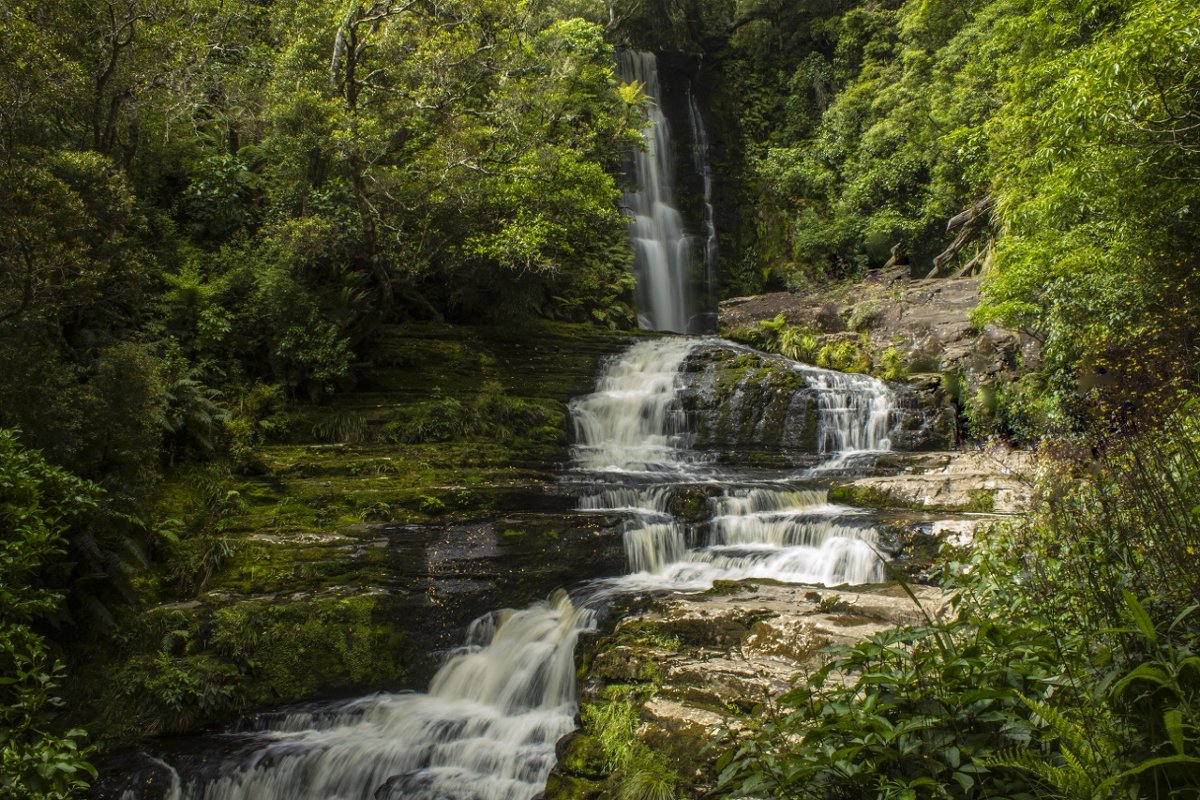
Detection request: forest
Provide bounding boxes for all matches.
[2,0,1199,797]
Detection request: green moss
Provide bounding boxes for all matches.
[76,320,636,747]
[705,579,752,596]
[559,733,610,780]
[965,488,997,513]
[828,484,901,509]
[830,483,998,513]
[542,771,605,800]
[611,622,682,652]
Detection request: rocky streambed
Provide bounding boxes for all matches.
[546,580,950,798]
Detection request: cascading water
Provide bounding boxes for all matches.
[569,338,700,473]
[132,592,592,800]
[571,339,895,594]
[119,339,897,800]
[619,51,715,334]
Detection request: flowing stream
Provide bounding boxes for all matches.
[135,338,895,800]
[116,48,900,800]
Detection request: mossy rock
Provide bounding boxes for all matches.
[541,771,605,800]
[556,731,609,781]
[666,485,716,522]
[73,591,411,745]
[705,579,752,596]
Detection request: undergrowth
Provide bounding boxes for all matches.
[715,404,1200,798]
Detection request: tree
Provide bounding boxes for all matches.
[0,429,100,800]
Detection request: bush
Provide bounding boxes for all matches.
[0,429,99,799]
[715,407,1200,799]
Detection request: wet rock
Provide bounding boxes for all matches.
[831,449,1034,514]
[665,485,719,522]
[682,346,820,466]
[549,581,947,798]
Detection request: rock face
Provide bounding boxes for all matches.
[718,271,1040,449]
[835,448,1035,516]
[680,346,819,465]
[676,343,946,465]
[544,581,948,798]
[719,273,1021,376]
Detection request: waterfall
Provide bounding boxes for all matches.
[572,339,894,592]
[687,82,719,327]
[618,51,715,334]
[120,340,897,799]
[136,593,593,800]
[568,337,700,473]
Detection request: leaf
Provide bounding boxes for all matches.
[1113,662,1171,695]
[1097,754,1200,789]
[1122,591,1158,646]
[1163,709,1186,755]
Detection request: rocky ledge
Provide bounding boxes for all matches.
[837,448,1035,515]
[718,271,1034,379]
[544,580,947,799]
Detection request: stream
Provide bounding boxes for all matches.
[117,336,898,800]
[109,50,903,800]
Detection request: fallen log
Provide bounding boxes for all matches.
[946,195,993,233]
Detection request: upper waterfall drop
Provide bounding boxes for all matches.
[618,51,716,334]
[568,337,702,474]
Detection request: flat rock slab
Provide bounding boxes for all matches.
[839,449,1034,514]
[553,581,947,797]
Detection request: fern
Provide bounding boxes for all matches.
[987,694,1117,799]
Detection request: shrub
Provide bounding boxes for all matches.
[716,406,1200,799]
[0,429,100,798]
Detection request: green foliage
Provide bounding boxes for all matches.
[99,594,408,736]
[716,409,1200,799]
[876,346,908,381]
[0,429,99,799]
[974,0,1200,426]
[583,697,681,800]
[707,0,1199,426]
[815,336,873,375]
[380,383,559,445]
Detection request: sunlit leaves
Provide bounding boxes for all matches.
[979,0,1200,421]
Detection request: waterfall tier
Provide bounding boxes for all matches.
[570,337,895,592]
[619,51,716,334]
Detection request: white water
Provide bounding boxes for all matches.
[805,365,895,474]
[573,338,893,592]
[619,51,713,334]
[151,593,591,800]
[130,339,896,800]
[568,337,701,473]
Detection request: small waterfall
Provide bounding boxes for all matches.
[619,51,715,334]
[806,366,894,474]
[568,337,701,473]
[144,593,593,800]
[574,339,893,591]
[810,369,893,455]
